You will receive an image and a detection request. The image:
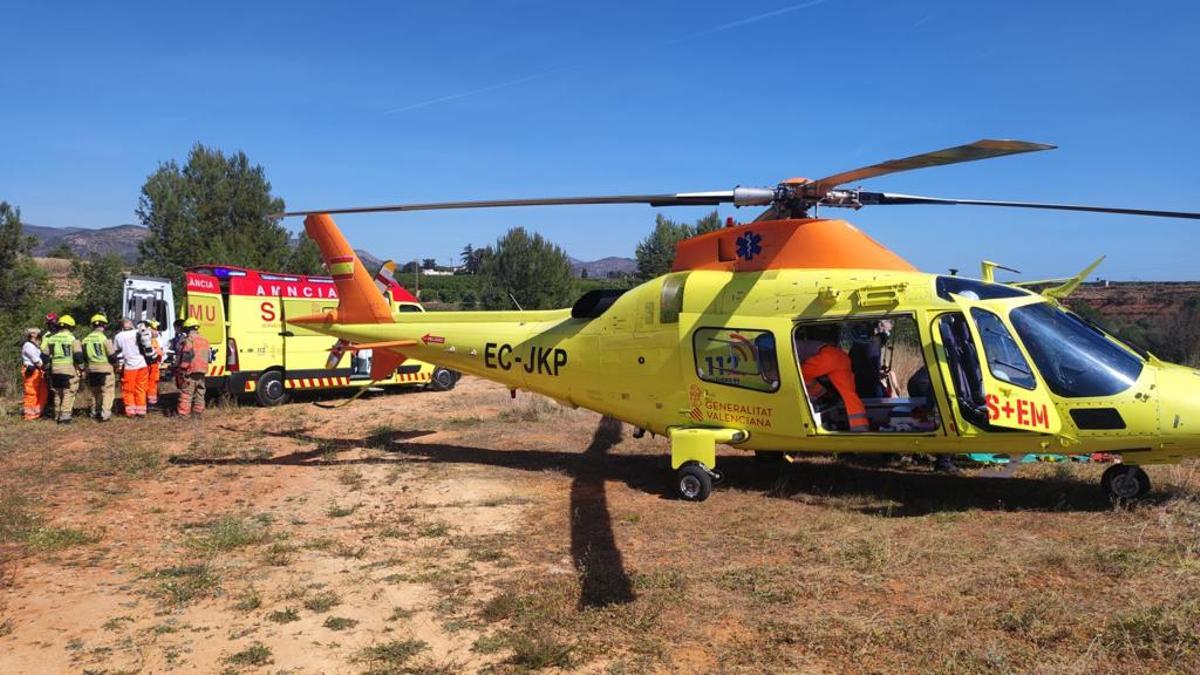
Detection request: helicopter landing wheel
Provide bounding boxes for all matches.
[1102,464,1150,502]
[676,463,713,502]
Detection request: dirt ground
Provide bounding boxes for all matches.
[1,376,1198,674]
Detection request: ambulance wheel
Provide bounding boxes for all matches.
[676,463,712,502]
[427,367,458,392]
[1102,464,1150,502]
[255,371,289,407]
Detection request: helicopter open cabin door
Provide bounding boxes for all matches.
[949,295,1062,434]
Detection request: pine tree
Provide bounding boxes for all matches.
[136,144,298,286]
[288,233,325,275]
[635,215,691,280]
[694,209,723,235]
[634,210,724,279]
[0,201,50,394]
[70,253,126,321]
[479,228,577,310]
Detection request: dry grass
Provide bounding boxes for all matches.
[2,378,1199,673]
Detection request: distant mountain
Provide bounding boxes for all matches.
[568,255,636,279]
[355,248,384,271]
[26,223,147,263]
[26,224,385,271]
[25,223,636,279]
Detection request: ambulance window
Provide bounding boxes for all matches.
[398,304,424,313]
[693,327,780,393]
[970,308,1036,390]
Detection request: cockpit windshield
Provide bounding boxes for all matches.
[1010,303,1144,398]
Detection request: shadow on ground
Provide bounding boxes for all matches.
[569,417,635,608]
[168,424,1135,517]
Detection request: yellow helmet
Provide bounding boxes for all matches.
[183,318,201,330]
[58,314,76,328]
[90,313,108,325]
[146,319,160,329]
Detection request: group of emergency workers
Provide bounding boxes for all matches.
[20,313,211,422]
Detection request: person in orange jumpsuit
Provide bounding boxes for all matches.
[113,319,149,417]
[21,328,48,420]
[798,327,869,432]
[145,320,163,409]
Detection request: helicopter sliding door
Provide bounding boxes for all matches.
[794,315,943,434]
[948,296,1062,434]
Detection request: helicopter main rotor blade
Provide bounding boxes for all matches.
[808,139,1055,194]
[276,189,779,217]
[857,192,1200,220]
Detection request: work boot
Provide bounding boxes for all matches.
[58,418,72,425]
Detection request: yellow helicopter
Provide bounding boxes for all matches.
[281,140,1200,502]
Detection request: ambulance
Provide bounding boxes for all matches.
[125,264,456,406]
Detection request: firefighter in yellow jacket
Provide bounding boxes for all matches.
[41,314,84,424]
[176,318,211,418]
[81,314,119,422]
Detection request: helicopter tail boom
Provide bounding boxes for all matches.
[301,213,396,325]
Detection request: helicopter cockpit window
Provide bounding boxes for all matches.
[693,327,780,393]
[936,276,1031,303]
[969,308,1037,389]
[794,316,942,433]
[1010,302,1143,397]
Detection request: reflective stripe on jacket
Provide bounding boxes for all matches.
[43,330,79,371]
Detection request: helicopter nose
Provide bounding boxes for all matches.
[1157,364,1200,441]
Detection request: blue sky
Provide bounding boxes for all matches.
[3,1,1198,280]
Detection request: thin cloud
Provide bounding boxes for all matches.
[384,67,570,114]
[659,0,832,45]
[384,0,834,116]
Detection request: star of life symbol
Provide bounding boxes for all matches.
[735,231,762,261]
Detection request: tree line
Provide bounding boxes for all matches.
[4,142,759,394]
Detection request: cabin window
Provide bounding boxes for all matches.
[397,303,424,313]
[969,308,1036,390]
[936,276,1030,302]
[794,316,942,433]
[693,327,780,393]
[659,274,686,324]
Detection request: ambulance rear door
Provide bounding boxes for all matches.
[123,275,177,348]
[184,272,227,374]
